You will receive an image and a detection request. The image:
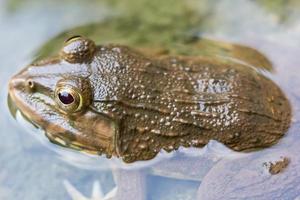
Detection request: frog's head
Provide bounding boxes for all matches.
[8,36,117,157]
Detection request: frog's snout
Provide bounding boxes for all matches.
[8,76,25,111]
[9,75,35,92]
[9,76,23,91]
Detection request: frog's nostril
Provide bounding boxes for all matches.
[9,77,35,91]
[26,79,35,90]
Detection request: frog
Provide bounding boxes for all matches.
[8,35,291,164]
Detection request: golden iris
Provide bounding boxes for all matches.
[55,86,83,113]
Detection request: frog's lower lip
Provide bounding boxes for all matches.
[8,86,45,128]
[8,93,40,129]
[8,86,111,156]
[9,94,102,155]
[8,87,91,152]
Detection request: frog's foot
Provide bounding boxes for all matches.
[63,179,117,200]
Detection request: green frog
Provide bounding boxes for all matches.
[8,35,291,163]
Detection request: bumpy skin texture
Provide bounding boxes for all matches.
[8,37,291,163]
[91,45,291,162]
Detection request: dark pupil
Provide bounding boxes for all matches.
[58,91,74,104]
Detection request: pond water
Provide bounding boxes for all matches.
[1,0,300,199]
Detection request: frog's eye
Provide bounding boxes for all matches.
[58,90,75,105]
[55,78,92,114]
[55,87,83,113]
[60,35,96,64]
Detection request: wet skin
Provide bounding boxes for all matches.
[8,36,291,163]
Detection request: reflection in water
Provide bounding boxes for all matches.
[1,0,300,199]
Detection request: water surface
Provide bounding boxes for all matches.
[1,0,300,199]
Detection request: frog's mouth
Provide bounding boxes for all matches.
[8,76,117,158]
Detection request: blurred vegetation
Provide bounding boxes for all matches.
[255,0,300,23]
[31,0,216,60]
[5,0,298,69]
[5,0,105,12]
[35,21,273,70]
[105,0,214,25]
[7,0,300,22]
[26,0,272,71]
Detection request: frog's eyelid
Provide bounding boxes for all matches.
[65,35,82,43]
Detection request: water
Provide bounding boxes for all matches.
[1,0,300,199]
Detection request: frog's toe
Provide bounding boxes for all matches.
[63,179,117,200]
[102,187,117,200]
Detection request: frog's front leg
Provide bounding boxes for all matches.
[112,168,147,200]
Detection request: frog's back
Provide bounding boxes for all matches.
[90,46,291,162]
